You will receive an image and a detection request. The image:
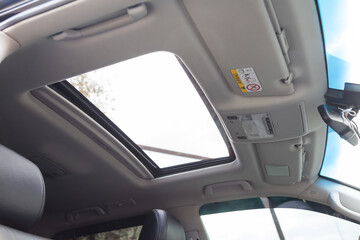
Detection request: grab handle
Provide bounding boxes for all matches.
[328,192,360,222]
[53,3,147,40]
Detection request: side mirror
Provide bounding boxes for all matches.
[318,104,359,146]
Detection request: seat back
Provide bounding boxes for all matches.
[0,145,48,239]
[139,209,185,240]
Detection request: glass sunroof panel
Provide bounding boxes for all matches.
[318,0,360,188]
[67,51,231,168]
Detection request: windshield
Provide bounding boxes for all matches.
[318,0,360,188]
[200,198,360,240]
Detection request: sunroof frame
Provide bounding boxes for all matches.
[0,0,74,30]
[49,58,235,177]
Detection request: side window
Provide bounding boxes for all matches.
[200,197,360,240]
[71,226,142,240]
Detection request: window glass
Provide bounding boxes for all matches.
[201,198,360,240]
[321,127,360,188]
[201,209,279,240]
[275,208,360,240]
[65,226,142,240]
[317,0,360,188]
[67,51,231,168]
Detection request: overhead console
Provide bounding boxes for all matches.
[222,103,308,185]
[223,102,307,142]
[182,0,325,186]
[257,138,305,185]
[183,0,293,97]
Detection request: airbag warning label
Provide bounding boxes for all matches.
[231,68,263,93]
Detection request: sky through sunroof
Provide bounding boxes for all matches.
[68,51,230,168]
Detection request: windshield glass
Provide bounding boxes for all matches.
[318,0,360,188]
[201,198,360,240]
[67,51,231,168]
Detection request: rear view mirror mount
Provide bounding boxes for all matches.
[318,83,360,146]
[318,104,359,146]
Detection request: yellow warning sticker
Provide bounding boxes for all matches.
[231,69,247,92]
[231,68,263,93]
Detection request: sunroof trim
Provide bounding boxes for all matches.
[67,52,232,169]
[50,80,235,177]
[49,81,159,174]
[31,86,155,179]
[48,52,235,176]
[0,0,34,17]
[176,56,235,161]
[0,0,75,30]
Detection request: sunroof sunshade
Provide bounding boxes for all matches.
[318,0,360,189]
[66,52,231,169]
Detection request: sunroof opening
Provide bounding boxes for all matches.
[65,51,232,169]
[317,0,360,189]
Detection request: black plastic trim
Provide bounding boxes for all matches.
[314,0,331,179]
[320,174,360,192]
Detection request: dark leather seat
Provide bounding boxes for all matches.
[139,209,185,240]
[0,145,186,240]
[0,145,49,239]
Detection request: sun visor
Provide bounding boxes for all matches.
[183,0,293,96]
[257,138,305,185]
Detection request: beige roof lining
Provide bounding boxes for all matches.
[0,0,341,237]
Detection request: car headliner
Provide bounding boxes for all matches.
[0,0,359,238]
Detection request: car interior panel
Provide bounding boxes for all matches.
[0,0,360,239]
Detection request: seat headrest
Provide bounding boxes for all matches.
[139,209,185,240]
[0,145,45,230]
